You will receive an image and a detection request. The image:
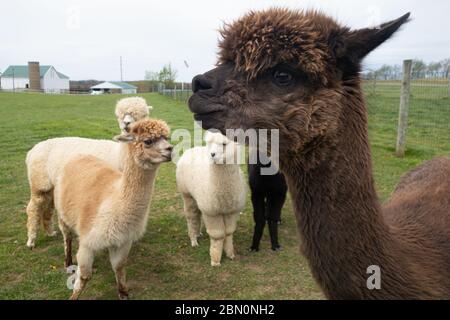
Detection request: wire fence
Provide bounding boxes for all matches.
[159,89,192,103]
[363,70,450,156]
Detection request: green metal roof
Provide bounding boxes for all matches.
[1,65,69,79]
[110,81,137,89]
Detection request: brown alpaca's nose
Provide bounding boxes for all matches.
[192,75,213,93]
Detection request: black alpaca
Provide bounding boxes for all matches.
[248,159,287,251]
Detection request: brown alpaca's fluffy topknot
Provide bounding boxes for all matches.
[131,118,170,141]
[218,8,342,84]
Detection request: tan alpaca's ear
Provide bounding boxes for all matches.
[114,133,135,143]
[334,12,410,61]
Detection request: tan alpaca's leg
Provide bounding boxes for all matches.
[70,245,94,300]
[26,191,52,248]
[58,218,73,268]
[42,192,56,237]
[109,241,132,300]
[223,213,239,260]
[182,193,202,247]
[203,214,225,267]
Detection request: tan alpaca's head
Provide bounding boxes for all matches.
[188,8,410,165]
[115,97,153,133]
[115,118,172,168]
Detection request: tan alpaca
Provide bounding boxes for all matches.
[25,97,152,248]
[53,119,172,300]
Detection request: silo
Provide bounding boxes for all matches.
[28,61,41,91]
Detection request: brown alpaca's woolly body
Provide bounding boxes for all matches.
[189,8,450,299]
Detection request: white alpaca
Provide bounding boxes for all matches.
[176,131,246,266]
[53,119,172,300]
[25,97,151,248]
[115,97,153,133]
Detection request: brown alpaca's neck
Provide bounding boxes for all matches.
[286,84,415,299]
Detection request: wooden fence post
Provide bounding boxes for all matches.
[448,78,450,97]
[395,59,412,157]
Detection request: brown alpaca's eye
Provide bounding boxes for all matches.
[144,139,153,146]
[273,70,293,86]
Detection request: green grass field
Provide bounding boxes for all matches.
[0,85,448,299]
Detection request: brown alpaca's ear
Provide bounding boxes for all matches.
[114,133,135,143]
[334,12,411,61]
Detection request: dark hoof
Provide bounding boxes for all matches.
[249,247,259,252]
[65,259,74,269]
[271,245,282,251]
[118,291,129,300]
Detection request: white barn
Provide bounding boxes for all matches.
[90,81,137,94]
[0,63,70,93]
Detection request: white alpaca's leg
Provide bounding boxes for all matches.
[70,244,94,300]
[109,241,132,300]
[182,193,202,247]
[26,191,52,248]
[203,214,225,267]
[223,213,239,260]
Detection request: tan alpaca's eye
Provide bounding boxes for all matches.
[273,70,294,86]
[144,139,154,146]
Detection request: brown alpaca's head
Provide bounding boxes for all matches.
[115,118,172,168]
[189,8,410,166]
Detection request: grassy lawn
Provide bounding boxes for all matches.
[0,86,448,299]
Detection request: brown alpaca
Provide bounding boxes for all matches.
[188,8,450,299]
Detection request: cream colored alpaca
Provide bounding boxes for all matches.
[176,131,246,266]
[115,97,153,133]
[54,119,172,300]
[25,97,151,248]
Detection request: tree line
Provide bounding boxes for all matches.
[145,63,178,88]
[364,59,450,80]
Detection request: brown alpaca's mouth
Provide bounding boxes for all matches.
[189,96,227,131]
[188,65,234,132]
[193,110,226,132]
[193,109,223,121]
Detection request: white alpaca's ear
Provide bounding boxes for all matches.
[148,106,153,113]
[114,133,135,143]
[204,129,221,143]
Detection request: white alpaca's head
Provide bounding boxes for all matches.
[204,131,240,165]
[115,97,153,133]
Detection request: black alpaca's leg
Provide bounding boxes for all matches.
[267,192,286,251]
[276,175,288,225]
[250,193,266,252]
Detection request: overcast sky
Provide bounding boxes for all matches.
[1,0,449,82]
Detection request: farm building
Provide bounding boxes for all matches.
[0,62,69,93]
[90,81,137,94]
